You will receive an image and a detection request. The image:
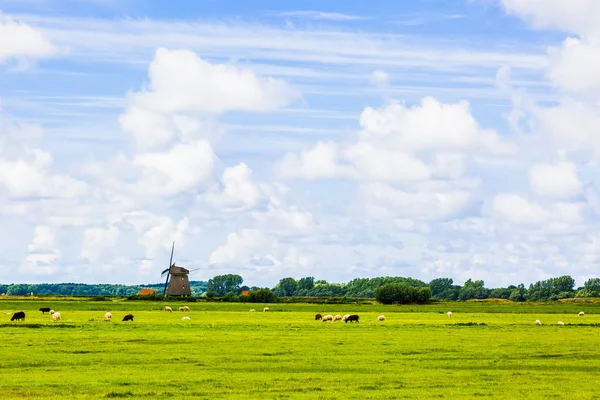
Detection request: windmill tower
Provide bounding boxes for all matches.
[161,242,191,297]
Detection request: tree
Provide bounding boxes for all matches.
[247,288,277,303]
[429,278,453,298]
[375,283,418,304]
[458,279,489,300]
[276,277,298,297]
[207,274,244,296]
[297,277,315,291]
[578,278,600,298]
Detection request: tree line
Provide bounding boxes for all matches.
[0,282,208,297]
[2,275,600,304]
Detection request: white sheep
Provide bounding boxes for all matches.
[557,321,565,326]
[535,320,541,325]
[578,311,585,317]
[322,314,333,321]
[342,314,351,322]
[333,315,342,321]
[263,307,270,312]
[49,310,55,315]
[104,312,112,321]
[164,306,172,312]
[377,315,386,322]
[52,312,61,322]
[249,309,255,312]
[181,316,191,320]
[447,311,452,318]
[179,306,190,312]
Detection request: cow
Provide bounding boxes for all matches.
[11,311,25,321]
[122,314,134,322]
[315,313,322,320]
[345,314,359,323]
[39,307,51,314]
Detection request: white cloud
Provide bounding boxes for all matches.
[20,225,60,276]
[500,0,600,39]
[370,70,390,89]
[138,217,200,259]
[81,224,120,262]
[529,161,582,199]
[0,15,56,64]
[126,47,297,116]
[547,38,600,95]
[204,163,266,212]
[277,11,363,21]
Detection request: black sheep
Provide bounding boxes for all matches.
[345,314,359,323]
[39,307,51,314]
[315,313,322,320]
[11,311,25,321]
[122,314,134,322]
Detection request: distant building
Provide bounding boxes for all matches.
[241,290,250,296]
[138,289,156,296]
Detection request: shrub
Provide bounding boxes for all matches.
[206,291,216,299]
[375,283,431,304]
[247,288,277,303]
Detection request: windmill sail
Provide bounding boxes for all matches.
[163,241,175,296]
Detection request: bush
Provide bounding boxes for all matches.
[223,291,237,302]
[375,283,430,304]
[206,291,216,299]
[247,288,277,303]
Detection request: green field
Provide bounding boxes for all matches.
[1,299,600,399]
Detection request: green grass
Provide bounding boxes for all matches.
[1,300,600,399]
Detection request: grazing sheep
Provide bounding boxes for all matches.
[104,312,112,321]
[447,311,452,318]
[315,313,322,320]
[557,321,565,326]
[181,316,191,320]
[10,311,25,321]
[377,315,386,322]
[49,310,55,315]
[39,307,51,314]
[122,314,134,322]
[333,315,342,321]
[342,314,351,322]
[322,314,334,322]
[579,311,585,317]
[249,309,255,312]
[263,307,270,312]
[52,312,61,322]
[164,306,172,312]
[179,306,190,312]
[535,320,542,325]
[345,315,359,323]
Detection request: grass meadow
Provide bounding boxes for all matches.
[1,299,600,399]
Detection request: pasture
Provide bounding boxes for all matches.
[1,299,600,399]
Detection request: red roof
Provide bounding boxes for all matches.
[138,289,156,296]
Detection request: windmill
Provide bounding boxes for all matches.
[160,242,200,297]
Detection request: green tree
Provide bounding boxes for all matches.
[276,277,298,296]
[375,283,418,304]
[247,288,277,303]
[297,277,315,291]
[207,274,244,296]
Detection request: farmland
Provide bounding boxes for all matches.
[1,299,600,399]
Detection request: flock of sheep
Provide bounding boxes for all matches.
[535,311,586,326]
[6,307,590,326]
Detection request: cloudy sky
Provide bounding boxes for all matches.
[1,0,599,287]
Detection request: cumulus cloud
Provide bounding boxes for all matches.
[529,161,582,200]
[0,15,56,64]
[125,47,297,116]
[20,226,61,276]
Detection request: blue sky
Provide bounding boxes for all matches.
[1,0,600,287]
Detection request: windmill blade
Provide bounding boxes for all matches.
[160,268,170,277]
[163,241,175,296]
[168,241,175,267]
[188,268,201,272]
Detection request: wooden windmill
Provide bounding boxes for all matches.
[161,242,199,297]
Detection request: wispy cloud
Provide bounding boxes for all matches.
[392,13,466,26]
[277,10,364,21]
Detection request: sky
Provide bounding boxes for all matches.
[1,0,600,288]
